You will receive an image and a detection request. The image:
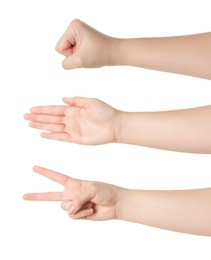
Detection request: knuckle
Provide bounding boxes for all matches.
[90,182,98,190]
[55,39,64,53]
[62,61,69,70]
[87,182,98,196]
[71,18,81,27]
[55,44,61,52]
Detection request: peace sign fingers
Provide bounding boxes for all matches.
[33,166,69,186]
[23,191,64,201]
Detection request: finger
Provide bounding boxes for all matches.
[41,132,72,142]
[61,201,93,211]
[29,122,65,133]
[82,201,93,209]
[70,185,96,215]
[61,48,74,57]
[62,55,82,70]
[56,19,81,55]
[23,192,63,201]
[55,37,74,57]
[33,166,69,185]
[30,106,66,116]
[61,201,72,211]
[68,208,94,220]
[62,97,90,108]
[24,114,64,124]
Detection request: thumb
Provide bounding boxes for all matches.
[62,54,82,70]
[70,184,96,215]
[62,96,90,108]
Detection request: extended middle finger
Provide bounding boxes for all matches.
[30,105,66,115]
[24,113,65,124]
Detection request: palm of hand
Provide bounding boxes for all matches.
[25,97,118,145]
[64,100,117,145]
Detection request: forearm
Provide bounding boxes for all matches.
[118,188,211,236]
[117,105,211,153]
[113,33,211,79]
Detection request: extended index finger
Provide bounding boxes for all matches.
[33,166,69,186]
[30,106,66,116]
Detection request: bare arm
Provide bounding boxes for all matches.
[24,98,211,154]
[115,33,211,79]
[23,166,211,236]
[117,105,211,153]
[118,188,211,236]
[56,19,211,79]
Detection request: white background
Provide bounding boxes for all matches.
[0,0,210,259]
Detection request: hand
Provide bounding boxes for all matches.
[24,97,120,145]
[23,167,211,235]
[56,19,120,69]
[23,166,121,220]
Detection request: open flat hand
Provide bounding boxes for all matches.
[24,97,120,145]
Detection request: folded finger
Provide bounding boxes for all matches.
[29,122,65,133]
[56,36,73,56]
[61,201,93,211]
[69,208,94,220]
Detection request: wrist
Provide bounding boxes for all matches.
[115,188,131,221]
[109,38,134,66]
[107,38,125,66]
[114,111,129,144]
[111,38,146,67]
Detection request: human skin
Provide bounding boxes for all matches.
[23,166,211,236]
[56,19,211,80]
[24,97,211,153]
[23,21,211,236]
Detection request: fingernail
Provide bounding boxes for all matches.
[69,206,75,214]
[86,208,93,215]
